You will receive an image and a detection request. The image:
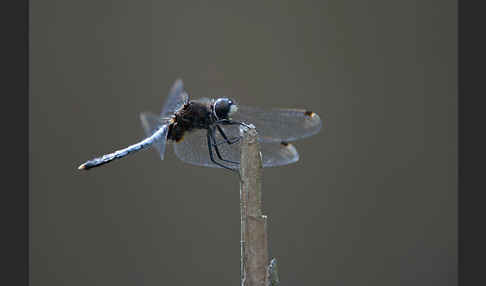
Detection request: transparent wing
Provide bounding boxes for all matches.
[260,141,299,167]
[161,79,189,118]
[140,112,171,159]
[172,128,240,169]
[231,105,322,143]
[172,125,299,168]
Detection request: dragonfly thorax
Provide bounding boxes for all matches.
[167,100,214,142]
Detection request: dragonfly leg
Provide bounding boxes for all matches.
[215,125,242,146]
[206,129,237,171]
[211,120,249,146]
[212,137,240,146]
[214,119,252,129]
[210,127,240,165]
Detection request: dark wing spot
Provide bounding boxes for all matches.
[304,110,315,117]
[280,141,289,146]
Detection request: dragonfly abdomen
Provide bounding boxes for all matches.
[78,125,168,170]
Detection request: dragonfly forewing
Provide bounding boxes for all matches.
[161,79,189,118]
[231,105,322,143]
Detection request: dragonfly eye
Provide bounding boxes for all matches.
[214,98,236,119]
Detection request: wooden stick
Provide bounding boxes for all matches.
[239,125,272,286]
[266,258,280,286]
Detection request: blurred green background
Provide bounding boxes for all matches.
[30,1,456,285]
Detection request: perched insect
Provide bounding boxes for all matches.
[78,79,322,171]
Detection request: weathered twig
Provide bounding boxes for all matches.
[240,125,279,286]
[266,258,280,286]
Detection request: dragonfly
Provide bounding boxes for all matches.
[78,79,322,171]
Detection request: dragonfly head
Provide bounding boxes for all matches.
[213,98,238,120]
